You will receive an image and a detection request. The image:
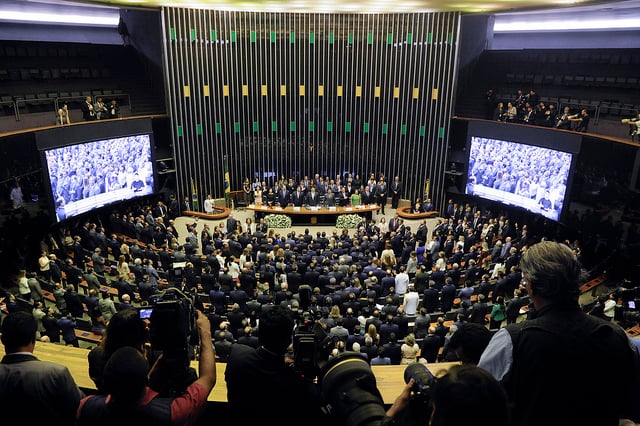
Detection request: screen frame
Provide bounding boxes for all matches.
[36,118,157,224]
[464,121,581,224]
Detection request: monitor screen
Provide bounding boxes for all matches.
[465,135,573,222]
[42,133,155,223]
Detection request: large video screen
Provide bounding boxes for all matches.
[466,136,573,221]
[43,134,154,223]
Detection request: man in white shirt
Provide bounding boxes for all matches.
[403,285,419,316]
[603,292,616,321]
[204,194,214,214]
[395,265,410,296]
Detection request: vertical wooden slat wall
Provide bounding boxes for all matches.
[162,8,460,211]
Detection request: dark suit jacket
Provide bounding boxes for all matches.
[225,345,324,425]
[0,353,84,423]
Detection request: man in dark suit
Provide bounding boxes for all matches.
[181,196,191,213]
[225,305,325,425]
[304,186,319,206]
[292,187,305,207]
[390,176,402,209]
[226,214,238,236]
[0,311,85,423]
[277,185,290,207]
[237,325,260,348]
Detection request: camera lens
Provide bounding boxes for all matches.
[404,363,434,393]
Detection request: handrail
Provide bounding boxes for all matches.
[15,97,56,122]
[0,100,17,121]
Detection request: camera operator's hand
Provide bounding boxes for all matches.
[193,310,217,392]
[385,379,414,420]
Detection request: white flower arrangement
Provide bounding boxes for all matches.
[264,214,292,229]
[336,213,363,229]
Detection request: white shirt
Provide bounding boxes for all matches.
[403,291,419,315]
[204,198,214,214]
[395,272,410,295]
[603,298,616,319]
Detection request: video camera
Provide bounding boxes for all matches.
[292,310,334,380]
[140,287,198,396]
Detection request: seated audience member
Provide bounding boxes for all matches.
[429,364,509,426]
[77,310,215,425]
[0,311,85,424]
[478,241,640,426]
[225,304,326,425]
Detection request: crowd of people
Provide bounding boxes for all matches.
[2,189,640,425]
[233,172,403,215]
[485,88,591,132]
[79,95,121,122]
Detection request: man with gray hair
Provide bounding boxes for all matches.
[479,240,640,426]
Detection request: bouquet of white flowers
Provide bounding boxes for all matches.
[336,214,363,229]
[264,214,292,229]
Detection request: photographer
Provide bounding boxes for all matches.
[77,309,215,425]
[621,112,640,142]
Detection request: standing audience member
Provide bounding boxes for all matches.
[0,311,85,424]
[81,96,96,121]
[57,310,79,347]
[489,296,506,329]
[603,292,616,322]
[400,333,420,365]
[225,304,325,425]
[479,241,640,426]
[56,103,71,125]
[77,310,216,426]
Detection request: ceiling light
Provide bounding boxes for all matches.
[494,17,640,31]
[0,10,120,26]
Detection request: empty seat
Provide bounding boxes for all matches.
[615,77,627,87]
[563,75,574,85]
[573,75,585,86]
[609,103,621,115]
[584,76,595,86]
[604,76,616,87]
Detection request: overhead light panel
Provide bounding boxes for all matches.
[494,17,640,32]
[0,9,120,27]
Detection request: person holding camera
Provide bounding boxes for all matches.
[78,309,216,425]
[621,112,640,142]
[225,304,325,425]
